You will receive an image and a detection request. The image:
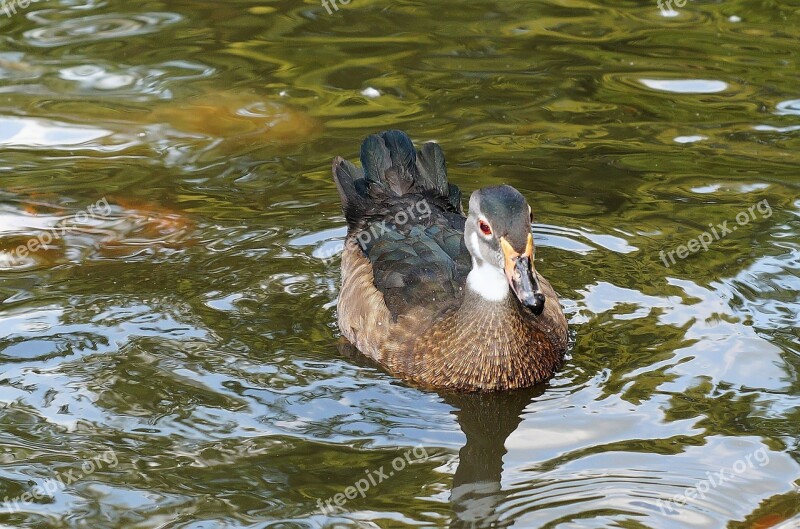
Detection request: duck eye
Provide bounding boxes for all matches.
[478,220,492,236]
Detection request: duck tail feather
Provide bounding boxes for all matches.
[381,130,418,195]
[338,131,461,219]
[448,183,465,214]
[332,156,368,226]
[381,130,417,177]
[361,130,424,197]
[415,142,450,198]
[360,134,393,186]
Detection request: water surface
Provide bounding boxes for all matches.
[0,1,798,528]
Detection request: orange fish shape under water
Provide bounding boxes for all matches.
[146,91,321,145]
[0,193,196,268]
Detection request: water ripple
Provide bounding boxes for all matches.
[23,12,183,47]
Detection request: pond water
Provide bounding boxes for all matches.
[0,1,798,528]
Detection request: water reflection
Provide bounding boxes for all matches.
[639,79,729,94]
[1,0,799,527]
[445,388,542,529]
[24,12,183,48]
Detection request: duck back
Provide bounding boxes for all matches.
[333,131,471,319]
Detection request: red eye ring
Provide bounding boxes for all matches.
[478,220,492,236]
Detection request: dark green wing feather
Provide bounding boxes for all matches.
[332,130,470,318]
[364,207,470,319]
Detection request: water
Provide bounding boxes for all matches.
[1,1,798,527]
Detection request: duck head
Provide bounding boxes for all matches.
[464,185,546,315]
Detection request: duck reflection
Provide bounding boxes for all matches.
[338,340,545,527]
[442,387,544,528]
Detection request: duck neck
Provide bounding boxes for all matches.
[460,284,518,322]
[465,259,509,303]
[460,261,525,331]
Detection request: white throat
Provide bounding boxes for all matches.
[466,231,509,302]
[467,260,509,302]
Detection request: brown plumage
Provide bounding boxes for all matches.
[333,131,569,391]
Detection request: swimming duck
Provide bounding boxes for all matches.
[333,131,568,391]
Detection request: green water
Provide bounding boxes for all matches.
[1,0,799,527]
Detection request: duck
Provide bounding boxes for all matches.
[333,130,568,391]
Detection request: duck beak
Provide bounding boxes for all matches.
[501,234,545,315]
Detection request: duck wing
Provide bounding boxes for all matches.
[333,130,471,319]
[365,207,470,319]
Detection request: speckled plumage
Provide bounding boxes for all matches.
[334,131,569,392]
